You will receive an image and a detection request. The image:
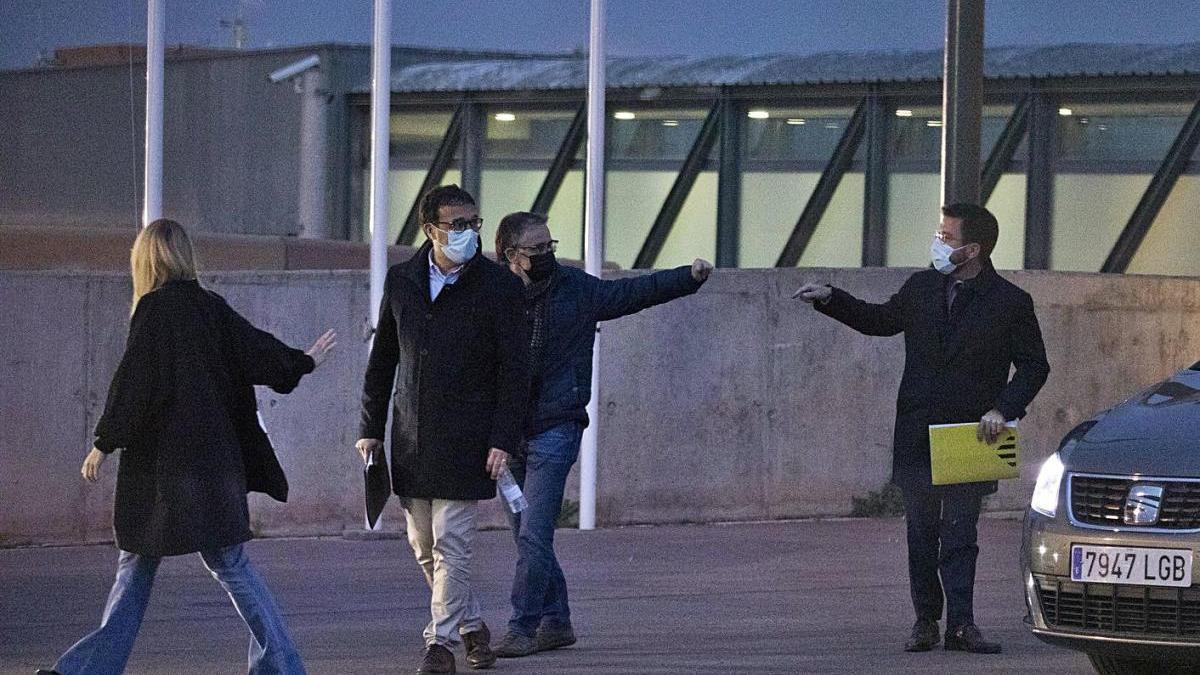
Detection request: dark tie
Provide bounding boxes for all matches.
[947,280,964,316]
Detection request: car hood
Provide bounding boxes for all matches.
[1063,366,1200,477]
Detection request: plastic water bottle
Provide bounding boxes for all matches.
[496,465,528,513]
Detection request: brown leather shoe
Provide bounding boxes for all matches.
[416,644,456,674]
[944,624,1002,654]
[462,623,497,670]
[903,619,940,652]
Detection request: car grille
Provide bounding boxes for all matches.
[1070,475,1200,529]
[1035,575,1200,637]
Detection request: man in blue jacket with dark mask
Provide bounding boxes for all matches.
[491,211,712,658]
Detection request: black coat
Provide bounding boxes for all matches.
[94,280,314,557]
[527,265,703,436]
[360,243,530,500]
[816,264,1050,494]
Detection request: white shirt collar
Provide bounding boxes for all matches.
[428,251,464,278]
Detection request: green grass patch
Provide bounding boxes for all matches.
[556,499,580,528]
[850,484,906,517]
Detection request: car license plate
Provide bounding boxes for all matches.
[1071,545,1193,587]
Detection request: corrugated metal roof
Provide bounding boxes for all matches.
[352,43,1200,93]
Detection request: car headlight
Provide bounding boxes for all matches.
[1030,452,1065,517]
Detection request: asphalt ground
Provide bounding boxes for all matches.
[0,517,1094,674]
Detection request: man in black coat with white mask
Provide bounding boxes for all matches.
[794,203,1049,655]
[357,185,529,674]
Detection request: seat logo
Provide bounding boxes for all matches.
[1123,484,1164,526]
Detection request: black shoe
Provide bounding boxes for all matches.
[535,623,576,652]
[462,623,497,670]
[493,631,539,658]
[944,624,1002,654]
[417,644,456,674]
[35,670,62,675]
[903,619,940,652]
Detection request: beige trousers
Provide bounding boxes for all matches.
[403,498,484,647]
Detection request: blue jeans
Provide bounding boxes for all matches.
[506,422,583,637]
[54,544,306,675]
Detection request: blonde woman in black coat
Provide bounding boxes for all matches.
[39,219,336,675]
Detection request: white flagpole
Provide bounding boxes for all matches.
[143,0,165,226]
[365,0,392,531]
[368,0,392,328]
[579,0,606,531]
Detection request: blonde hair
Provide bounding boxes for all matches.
[130,219,198,313]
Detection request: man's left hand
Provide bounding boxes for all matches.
[691,258,714,283]
[977,409,1007,444]
[486,448,510,480]
[81,447,107,482]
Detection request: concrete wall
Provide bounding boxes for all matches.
[3,267,1200,546]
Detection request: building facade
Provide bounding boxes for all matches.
[5,43,1200,274]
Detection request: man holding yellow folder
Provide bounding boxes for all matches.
[794,203,1049,656]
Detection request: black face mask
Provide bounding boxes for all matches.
[526,251,558,282]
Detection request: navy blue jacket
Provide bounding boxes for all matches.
[528,264,704,437]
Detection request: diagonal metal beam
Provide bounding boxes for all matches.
[1102,97,1200,273]
[633,101,722,269]
[396,101,466,245]
[776,98,868,267]
[532,104,588,215]
[980,95,1031,204]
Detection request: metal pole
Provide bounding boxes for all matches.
[368,0,392,327]
[143,0,165,226]
[298,66,330,239]
[715,95,741,268]
[460,101,484,205]
[579,0,605,531]
[363,0,392,532]
[940,0,985,206]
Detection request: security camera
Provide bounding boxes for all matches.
[268,55,320,83]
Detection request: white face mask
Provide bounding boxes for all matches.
[436,229,478,265]
[930,238,959,275]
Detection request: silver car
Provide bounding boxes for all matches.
[1022,364,1200,674]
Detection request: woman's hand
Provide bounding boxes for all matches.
[306,329,338,368]
[81,448,107,482]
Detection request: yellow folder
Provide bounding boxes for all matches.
[929,422,1019,486]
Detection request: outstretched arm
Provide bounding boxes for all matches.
[796,282,905,337]
[591,259,711,322]
[217,294,318,394]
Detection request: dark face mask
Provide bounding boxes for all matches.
[526,251,558,282]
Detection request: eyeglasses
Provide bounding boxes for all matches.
[933,230,963,247]
[430,217,484,233]
[514,240,558,256]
